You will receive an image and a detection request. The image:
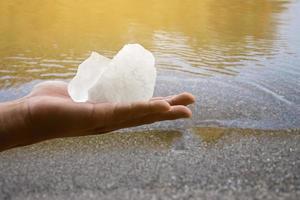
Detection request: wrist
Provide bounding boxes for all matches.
[0,98,30,151]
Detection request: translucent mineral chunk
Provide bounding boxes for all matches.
[68,44,156,103]
[68,52,110,102]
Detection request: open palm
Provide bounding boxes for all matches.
[22,81,195,145]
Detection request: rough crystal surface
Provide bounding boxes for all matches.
[68,52,110,102]
[68,44,156,103]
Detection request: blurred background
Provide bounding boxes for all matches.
[0,0,298,87]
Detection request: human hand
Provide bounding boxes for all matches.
[0,81,195,151]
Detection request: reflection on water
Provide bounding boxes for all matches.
[193,127,299,143]
[0,0,294,88]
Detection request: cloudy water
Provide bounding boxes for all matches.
[0,0,299,129]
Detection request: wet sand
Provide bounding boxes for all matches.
[0,127,299,200]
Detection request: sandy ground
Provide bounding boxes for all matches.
[0,128,299,200]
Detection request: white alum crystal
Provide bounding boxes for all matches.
[68,44,156,103]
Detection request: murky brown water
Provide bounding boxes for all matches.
[0,0,299,129]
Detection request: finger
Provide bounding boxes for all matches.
[111,105,192,130]
[92,100,171,125]
[151,92,195,106]
[148,105,192,120]
[150,95,174,101]
[168,92,195,106]
[114,100,171,119]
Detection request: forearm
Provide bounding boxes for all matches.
[0,99,30,151]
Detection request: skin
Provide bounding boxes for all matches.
[0,81,195,152]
